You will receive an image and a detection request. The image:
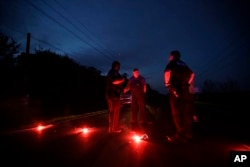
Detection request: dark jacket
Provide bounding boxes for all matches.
[106,69,123,98]
[164,59,193,94]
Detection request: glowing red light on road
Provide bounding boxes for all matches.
[73,127,93,136]
[133,135,142,143]
[81,128,89,134]
[34,124,53,132]
[37,125,45,131]
[131,133,149,143]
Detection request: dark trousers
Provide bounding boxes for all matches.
[169,90,193,138]
[106,97,121,132]
[131,92,146,124]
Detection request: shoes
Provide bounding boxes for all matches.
[140,121,153,128]
[108,128,123,134]
[166,134,195,143]
[113,128,123,133]
[131,122,139,131]
[166,135,187,143]
[184,135,195,143]
[140,121,147,127]
[193,115,199,122]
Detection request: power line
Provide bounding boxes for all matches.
[24,0,113,63]
[1,25,82,61]
[53,0,117,57]
[195,27,241,76]
[42,0,116,59]
[198,41,247,78]
[198,37,250,80]
[51,0,135,71]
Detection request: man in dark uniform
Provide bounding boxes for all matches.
[106,61,125,133]
[164,50,195,143]
[124,68,147,130]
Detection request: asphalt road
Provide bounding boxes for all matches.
[0,104,250,167]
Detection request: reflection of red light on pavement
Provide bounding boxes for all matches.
[229,144,250,151]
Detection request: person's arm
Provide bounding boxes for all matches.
[143,84,147,93]
[123,79,131,93]
[164,71,171,87]
[112,78,125,85]
[164,70,178,97]
[143,77,147,93]
[188,72,195,85]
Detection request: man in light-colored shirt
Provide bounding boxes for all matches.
[124,68,147,131]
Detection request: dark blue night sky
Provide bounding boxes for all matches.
[1,0,250,93]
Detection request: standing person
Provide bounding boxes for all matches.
[164,50,195,143]
[106,61,125,134]
[124,68,147,131]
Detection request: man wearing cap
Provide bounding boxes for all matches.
[164,50,195,143]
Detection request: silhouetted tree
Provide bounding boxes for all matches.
[202,79,240,94]
[218,79,239,93]
[0,32,20,66]
[202,79,217,93]
[0,32,160,117]
[0,32,21,97]
[16,49,107,114]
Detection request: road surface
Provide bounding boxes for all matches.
[0,104,249,167]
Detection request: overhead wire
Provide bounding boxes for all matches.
[24,0,114,63]
[0,25,83,61]
[53,0,118,58]
[199,37,250,80]
[196,29,249,79]
[51,0,134,72]
[195,27,244,78]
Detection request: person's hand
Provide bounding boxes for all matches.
[167,85,178,97]
[193,115,198,122]
[165,83,169,87]
[173,90,179,98]
[121,78,125,83]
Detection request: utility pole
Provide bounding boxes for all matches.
[22,33,31,108]
[26,33,31,55]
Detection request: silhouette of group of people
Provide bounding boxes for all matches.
[105,50,197,143]
[106,61,147,133]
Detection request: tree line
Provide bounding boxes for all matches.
[0,32,160,114]
[0,32,111,112]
